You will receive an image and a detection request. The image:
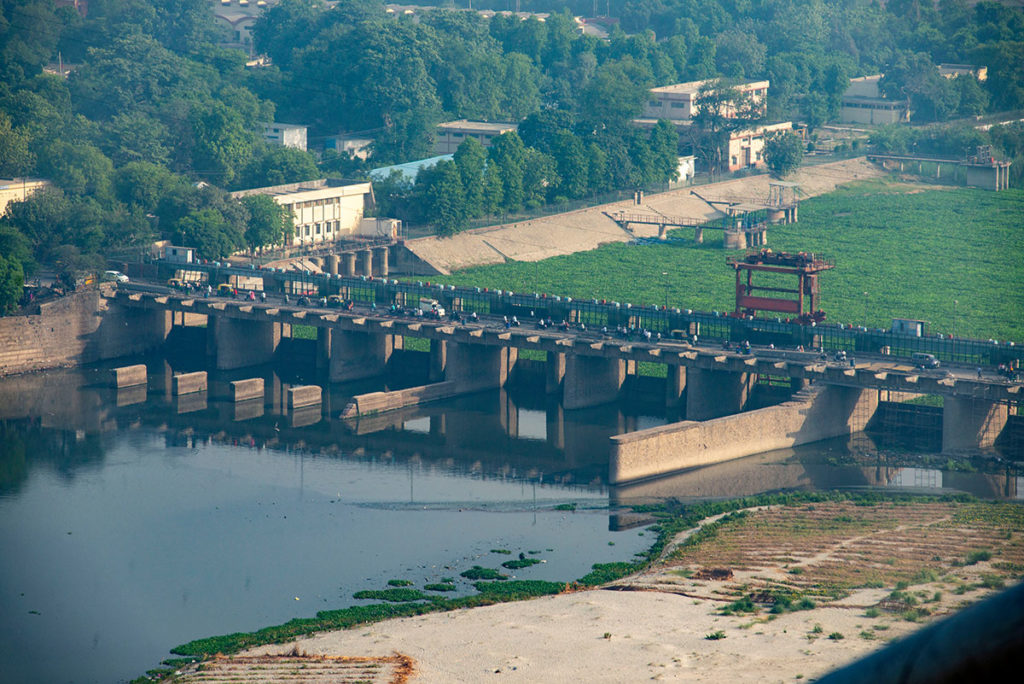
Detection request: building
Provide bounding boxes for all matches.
[0,178,50,215]
[370,155,453,184]
[643,80,770,121]
[210,0,276,56]
[262,122,308,151]
[727,122,793,172]
[840,75,910,125]
[324,135,374,160]
[434,120,518,155]
[230,179,374,247]
[939,64,987,82]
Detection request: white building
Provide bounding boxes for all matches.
[434,120,518,155]
[210,0,275,56]
[262,122,308,151]
[324,135,374,160]
[644,80,770,121]
[840,75,910,125]
[231,179,374,247]
[0,178,50,215]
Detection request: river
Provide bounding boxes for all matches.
[0,358,1018,683]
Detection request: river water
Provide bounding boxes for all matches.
[0,358,1019,683]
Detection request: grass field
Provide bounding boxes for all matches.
[433,181,1024,342]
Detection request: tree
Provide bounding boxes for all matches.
[236,145,319,190]
[690,80,764,178]
[241,194,290,252]
[418,160,467,237]
[488,132,527,214]
[0,111,33,176]
[454,137,486,219]
[172,208,243,259]
[190,101,256,186]
[763,130,804,179]
[0,251,24,315]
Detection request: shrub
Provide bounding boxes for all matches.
[705,631,726,640]
[829,632,844,640]
[352,588,428,603]
[387,579,413,587]
[460,566,507,581]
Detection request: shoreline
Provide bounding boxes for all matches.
[162,495,1024,682]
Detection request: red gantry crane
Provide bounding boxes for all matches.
[726,249,834,323]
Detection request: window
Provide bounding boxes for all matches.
[731,156,738,166]
[304,226,311,237]
[670,101,686,109]
[316,223,321,235]
[453,132,463,138]
[649,100,662,107]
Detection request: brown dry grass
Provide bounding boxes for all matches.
[169,652,415,683]
[622,500,1024,621]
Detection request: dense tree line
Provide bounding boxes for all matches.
[0,0,1023,312]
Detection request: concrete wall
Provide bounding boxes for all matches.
[610,385,879,484]
[943,396,1009,452]
[341,381,460,417]
[0,288,170,376]
[445,341,515,392]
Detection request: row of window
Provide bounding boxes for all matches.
[286,198,341,211]
[446,132,497,141]
[299,221,345,238]
[842,102,905,110]
[647,100,689,109]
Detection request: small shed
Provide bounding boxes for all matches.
[164,245,195,264]
[891,318,926,337]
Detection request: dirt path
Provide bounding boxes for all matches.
[403,158,887,274]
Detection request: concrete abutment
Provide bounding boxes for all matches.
[685,367,757,420]
[329,329,393,382]
[563,355,626,410]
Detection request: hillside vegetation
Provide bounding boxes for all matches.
[434,181,1024,342]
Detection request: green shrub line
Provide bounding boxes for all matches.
[502,558,543,570]
[351,588,428,603]
[423,583,457,592]
[164,490,981,666]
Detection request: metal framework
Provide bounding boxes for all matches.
[727,249,835,321]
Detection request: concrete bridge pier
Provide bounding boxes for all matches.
[359,249,373,277]
[666,364,686,408]
[374,246,389,277]
[445,341,515,391]
[685,367,756,421]
[343,252,357,277]
[942,397,1009,452]
[316,327,331,371]
[428,339,447,382]
[563,355,626,410]
[210,317,281,369]
[327,254,340,276]
[546,351,566,394]
[329,329,392,382]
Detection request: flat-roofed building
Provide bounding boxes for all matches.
[727,121,793,172]
[211,0,275,56]
[644,80,769,121]
[262,122,308,151]
[434,120,518,155]
[0,178,50,215]
[231,179,374,247]
[840,75,910,125]
[939,64,987,81]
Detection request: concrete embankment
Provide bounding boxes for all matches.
[610,385,878,484]
[341,381,461,418]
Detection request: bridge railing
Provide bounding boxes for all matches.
[157,262,1024,367]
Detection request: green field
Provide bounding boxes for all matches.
[434,181,1024,342]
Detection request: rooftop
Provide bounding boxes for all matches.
[650,79,770,96]
[436,120,519,133]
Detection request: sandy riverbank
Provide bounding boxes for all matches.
[225,500,1018,683]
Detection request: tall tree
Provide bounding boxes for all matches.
[241,194,290,252]
[763,130,804,179]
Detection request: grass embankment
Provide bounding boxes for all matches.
[159,490,1013,672]
[433,182,1024,342]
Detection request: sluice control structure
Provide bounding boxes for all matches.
[727,249,835,322]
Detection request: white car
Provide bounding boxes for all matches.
[103,270,130,283]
